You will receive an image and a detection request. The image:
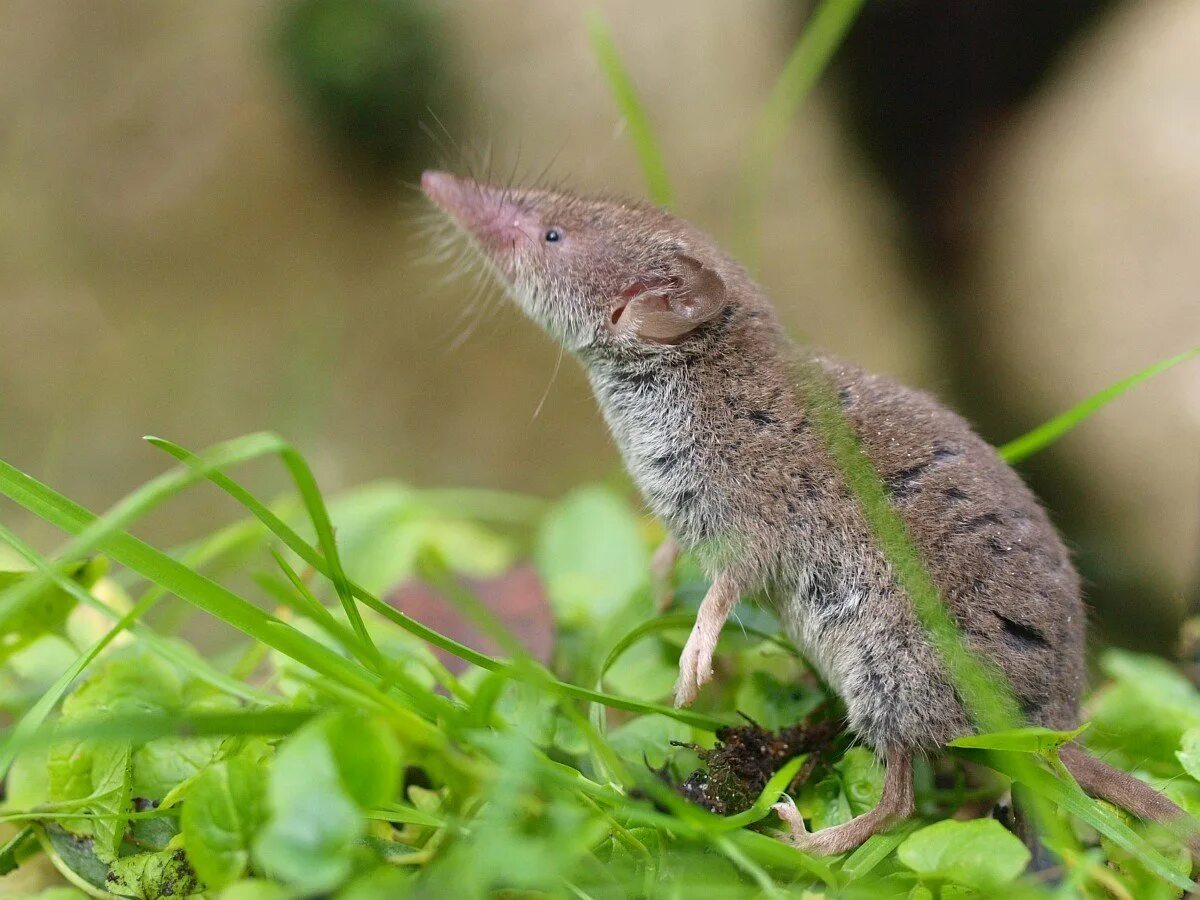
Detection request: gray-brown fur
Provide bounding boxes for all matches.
[421,170,1186,852]
[584,296,1085,751]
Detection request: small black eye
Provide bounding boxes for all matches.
[544,228,562,243]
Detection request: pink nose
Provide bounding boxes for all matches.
[421,169,466,213]
[421,170,528,251]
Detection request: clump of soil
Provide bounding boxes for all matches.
[669,713,846,816]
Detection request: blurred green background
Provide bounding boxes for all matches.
[0,0,1196,651]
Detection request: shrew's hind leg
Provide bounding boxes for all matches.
[772,748,914,856]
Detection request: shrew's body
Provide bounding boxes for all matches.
[586,324,1085,750]
[422,170,1187,856]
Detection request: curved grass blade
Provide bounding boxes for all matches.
[732,0,867,270]
[998,346,1200,464]
[716,753,809,832]
[0,434,285,632]
[262,437,380,665]
[147,436,729,732]
[0,520,271,717]
[947,724,1088,754]
[0,453,449,741]
[598,612,797,686]
[0,825,34,876]
[587,10,673,207]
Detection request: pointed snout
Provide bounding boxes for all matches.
[420,169,464,213]
[421,170,531,253]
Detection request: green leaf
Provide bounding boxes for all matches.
[41,824,113,891]
[216,880,293,900]
[105,848,202,900]
[836,747,884,817]
[803,777,853,831]
[181,751,268,891]
[0,560,99,663]
[606,715,692,770]
[1178,728,1200,782]
[132,731,229,804]
[999,346,1200,464]
[47,739,133,863]
[7,743,51,809]
[602,637,678,701]
[948,723,1088,754]
[959,748,1197,892]
[322,711,401,809]
[0,825,35,876]
[897,818,1030,888]
[336,866,413,899]
[586,11,673,207]
[535,486,649,628]
[1087,650,1200,771]
[733,668,820,733]
[252,715,367,893]
[61,651,183,720]
[325,482,514,595]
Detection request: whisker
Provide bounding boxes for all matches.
[533,342,566,421]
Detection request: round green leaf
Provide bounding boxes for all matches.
[322,711,401,809]
[898,818,1030,889]
[1178,727,1200,782]
[252,716,367,893]
[181,753,267,891]
[535,486,649,627]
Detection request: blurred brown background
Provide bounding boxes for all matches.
[0,0,1196,650]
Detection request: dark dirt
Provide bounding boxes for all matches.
[667,712,846,816]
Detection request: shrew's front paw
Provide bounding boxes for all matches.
[673,627,715,708]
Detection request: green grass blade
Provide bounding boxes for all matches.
[147,436,729,732]
[599,613,796,686]
[0,454,448,740]
[587,10,673,207]
[0,521,271,707]
[999,346,1200,464]
[267,438,380,665]
[840,820,921,882]
[0,433,285,631]
[14,707,316,749]
[715,753,809,832]
[732,0,867,270]
[0,825,34,876]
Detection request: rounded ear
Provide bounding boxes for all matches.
[611,253,728,343]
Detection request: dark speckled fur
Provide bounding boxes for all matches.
[587,308,1085,752]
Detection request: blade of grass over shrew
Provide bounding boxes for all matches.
[998,346,1200,464]
[146,436,729,732]
[732,0,867,271]
[587,10,673,207]
[0,452,449,744]
[792,357,1083,863]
